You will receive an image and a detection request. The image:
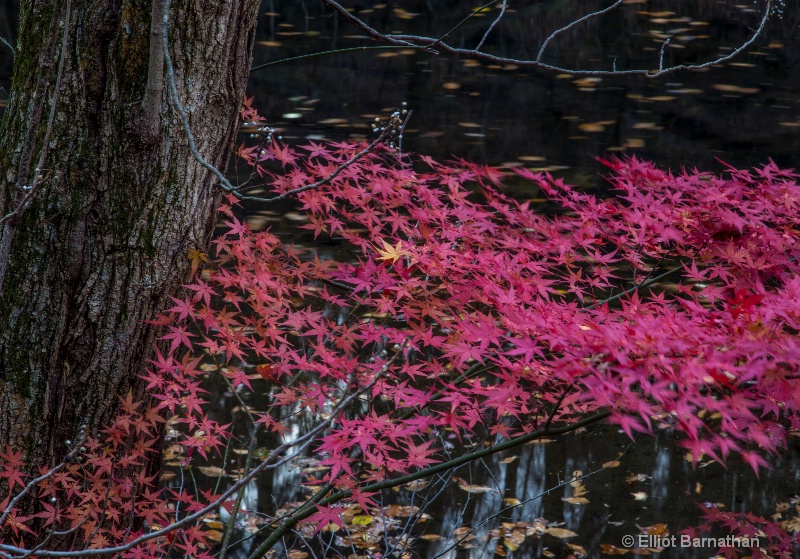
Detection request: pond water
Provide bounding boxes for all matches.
[1,1,799,557]
[218,2,800,557]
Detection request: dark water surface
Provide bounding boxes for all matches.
[1,1,799,557]
[224,2,800,557]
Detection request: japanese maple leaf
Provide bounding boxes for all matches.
[308,504,344,534]
[727,289,765,319]
[0,446,26,490]
[402,438,438,469]
[374,239,410,263]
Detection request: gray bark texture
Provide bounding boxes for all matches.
[0,0,259,476]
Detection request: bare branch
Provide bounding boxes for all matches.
[0,35,13,57]
[537,0,624,62]
[323,0,775,78]
[476,0,507,52]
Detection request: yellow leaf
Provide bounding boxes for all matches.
[631,491,648,501]
[187,248,209,277]
[350,515,374,526]
[374,240,409,263]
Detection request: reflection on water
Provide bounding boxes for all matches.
[248,0,800,189]
[171,376,799,559]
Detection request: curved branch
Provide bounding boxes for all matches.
[246,409,611,558]
[322,0,774,78]
[536,0,624,63]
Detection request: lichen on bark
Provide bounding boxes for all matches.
[0,0,260,498]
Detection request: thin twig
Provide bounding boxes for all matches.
[162,0,236,192]
[537,0,624,63]
[476,0,507,52]
[0,35,13,57]
[586,265,683,310]
[0,0,71,228]
[0,431,86,527]
[233,133,386,203]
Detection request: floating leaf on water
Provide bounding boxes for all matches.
[638,523,668,535]
[602,460,621,468]
[499,456,518,464]
[504,498,521,506]
[442,83,461,90]
[632,491,648,501]
[568,543,588,555]
[458,483,497,494]
[392,8,419,19]
[350,515,374,526]
[578,123,606,133]
[287,551,309,559]
[563,496,590,505]
[600,543,629,554]
[283,211,310,222]
[517,155,545,162]
[420,534,443,541]
[545,527,578,539]
[196,466,226,477]
[204,529,224,542]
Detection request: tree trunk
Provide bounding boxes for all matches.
[0,0,259,477]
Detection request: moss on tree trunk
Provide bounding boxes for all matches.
[0,0,259,483]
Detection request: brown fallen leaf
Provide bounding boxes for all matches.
[545,527,578,539]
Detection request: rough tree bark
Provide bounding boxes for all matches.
[0,0,260,475]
